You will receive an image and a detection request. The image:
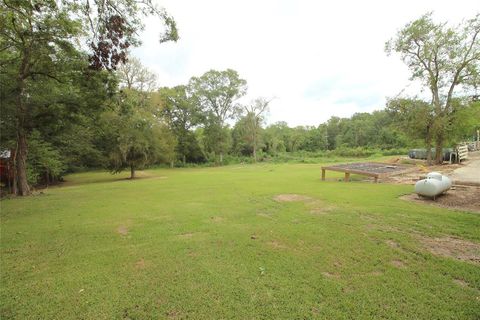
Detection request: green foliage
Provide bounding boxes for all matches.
[188,69,247,123]
[263,122,289,154]
[232,113,264,156]
[0,0,177,194]
[449,100,480,144]
[158,86,205,163]
[387,97,480,155]
[101,90,176,177]
[26,131,66,185]
[52,122,106,172]
[235,97,271,161]
[263,110,408,158]
[386,98,434,145]
[386,12,480,163]
[201,121,232,164]
[188,69,247,163]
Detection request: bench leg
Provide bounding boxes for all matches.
[321,169,326,181]
[345,172,350,182]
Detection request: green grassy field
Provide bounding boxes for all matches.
[1,163,479,319]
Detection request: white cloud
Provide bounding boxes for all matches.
[132,0,479,126]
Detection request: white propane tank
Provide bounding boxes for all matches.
[415,172,452,198]
[426,172,442,181]
[441,175,452,190]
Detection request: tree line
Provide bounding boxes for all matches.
[1,0,177,195]
[1,2,479,196]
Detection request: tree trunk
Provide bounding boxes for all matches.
[219,152,223,165]
[183,154,186,165]
[14,48,31,196]
[16,133,31,196]
[130,164,135,179]
[15,131,30,195]
[426,139,432,166]
[45,169,50,186]
[252,131,257,163]
[432,96,444,165]
[435,134,444,165]
[11,148,18,195]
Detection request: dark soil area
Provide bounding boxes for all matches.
[401,187,480,213]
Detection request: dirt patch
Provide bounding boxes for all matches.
[419,236,480,265]
[391,259,406,268]
[210,216,224,223]
[135,258,146,270]
[177,232,195,239]
[400,187,480,213]
[341,286,354,293]
[369,271,383,276]
[385,240,400,249]
[166,310,182,319]
[383,162,464,184]
[274,194,335,214]
[268,240,288,249]
[273,194,312,202]
[322,272,340,279]
[187,250,199,258]
[453,279,469,288]
[309,204,335,215]
[117,225,129,236]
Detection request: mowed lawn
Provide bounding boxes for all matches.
[1,163,479,319]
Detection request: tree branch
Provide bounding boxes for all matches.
[446,27,480,109]
[27,71,64,83]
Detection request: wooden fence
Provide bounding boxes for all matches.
[457,145,468,162]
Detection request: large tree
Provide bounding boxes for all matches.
[188,69,247,164]
[1,1,82,195]
[0,0,177,195]
[386,98,435,164]
[158,86,204,164]
[236,97,271,162]
[101,89,175,179]
[117,57,157,91]
[386,12,479,164]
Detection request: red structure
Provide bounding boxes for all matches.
[0,150,14,187]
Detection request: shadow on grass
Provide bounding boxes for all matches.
[60,171,166,188]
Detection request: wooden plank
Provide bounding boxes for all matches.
[321,162,415,182]
[457,145,468,161]
[321,166,379,177]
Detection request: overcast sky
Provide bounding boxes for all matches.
[132,0,479,127]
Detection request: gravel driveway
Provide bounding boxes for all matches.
[451,151,480,184]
